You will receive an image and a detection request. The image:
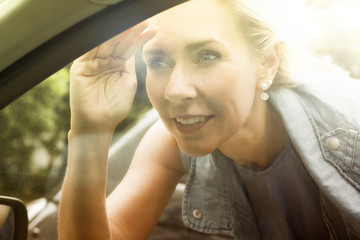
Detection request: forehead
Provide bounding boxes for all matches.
[151,0,227,25]
[145,0,245,51]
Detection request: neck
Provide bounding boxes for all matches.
[218,93,288,170]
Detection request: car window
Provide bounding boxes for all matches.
[0,65,70,202]
[0,0,360,239]
[0,52,152,204]
[0,0,359,212]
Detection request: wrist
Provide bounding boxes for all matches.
[67,128,115,145]
[69,125,116,136]
[67,129,114,172]
[70,119,118,135]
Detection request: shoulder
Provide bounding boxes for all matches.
[132,119,185,175]
[106,120,185,239]
[276,70,360,130]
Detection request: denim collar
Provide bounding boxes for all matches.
[270,87,360,235]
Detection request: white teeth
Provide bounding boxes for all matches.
[176,117,206,125]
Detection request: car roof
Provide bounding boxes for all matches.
[0,0,187,110]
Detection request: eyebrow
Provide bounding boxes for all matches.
[185,39,220,52]
[143,39,221,57]
[143,49,166,58]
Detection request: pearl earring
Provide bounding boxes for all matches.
[260,79,272,101]
[260,92,269,101]
[261,82,268,91]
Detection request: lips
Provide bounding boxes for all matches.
[174,115,213,134]
[175,116,206,126]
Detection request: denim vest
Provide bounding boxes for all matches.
[181,72,360,239]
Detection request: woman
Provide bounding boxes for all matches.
[59,0,360,239]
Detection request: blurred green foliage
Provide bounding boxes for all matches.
[0,67,70,201]
[0,56,151,201]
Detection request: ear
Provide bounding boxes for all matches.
[256,44,281,91]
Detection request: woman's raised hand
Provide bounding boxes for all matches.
[69,21,157,132]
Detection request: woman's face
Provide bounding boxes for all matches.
[143,0,262,156]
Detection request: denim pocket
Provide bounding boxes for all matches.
[321,128,360,190]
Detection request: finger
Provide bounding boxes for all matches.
[75,22,153,69]
[76,24,141,61]
[96,34,128,59]
[110,21,153,57]
[76,46,99,62]
[117,26,158,61]
[76,21,152,62]
[123,55,136,76]
[75,35,120,62]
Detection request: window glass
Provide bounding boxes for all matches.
[0,52,151,202]
[0,1,359,238]
[0,66,71,202]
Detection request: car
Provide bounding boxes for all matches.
[1,0,360,239]
[0,196,28,240]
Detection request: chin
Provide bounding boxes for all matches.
[178,143,215,157]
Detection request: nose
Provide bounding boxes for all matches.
[164,65,197,102]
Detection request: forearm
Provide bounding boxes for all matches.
[59,129,114,240]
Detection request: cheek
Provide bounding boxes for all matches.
[231,97,254,127]
[212,72,257,128]
[219,93,254,128]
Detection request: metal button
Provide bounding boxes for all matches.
[192,209,202,219]
[328,137,340,150]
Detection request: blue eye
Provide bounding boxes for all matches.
[196,51,219,65]
[147,57,172,71]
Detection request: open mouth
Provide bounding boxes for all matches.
[175,116,207,126]
[174,115,213,134]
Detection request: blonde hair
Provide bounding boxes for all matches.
[216,0,295,88]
